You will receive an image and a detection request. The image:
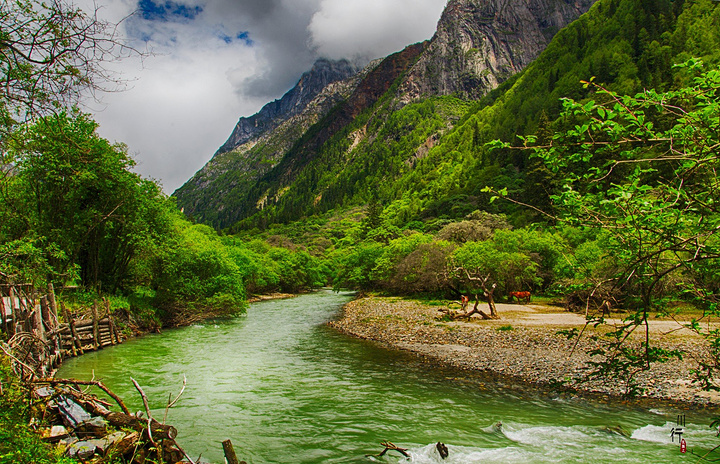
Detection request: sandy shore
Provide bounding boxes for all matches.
[329,296,720,409]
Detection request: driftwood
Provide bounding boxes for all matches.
[164,374,186,424]
[131,377,197,464]
[436,442,449,459]
[30,376,197,464]
[368,441,410,458]
[106,412,178,440]
[223,439,247,464]
[112,431,142,456]
[36,378,130,415]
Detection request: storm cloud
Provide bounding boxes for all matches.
[81,0,447,193]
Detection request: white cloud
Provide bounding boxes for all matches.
[78,0,446,193]
[309,0,446,60]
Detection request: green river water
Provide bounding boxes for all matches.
[57,290,714,463]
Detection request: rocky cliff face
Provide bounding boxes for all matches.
[174,58,364,225]
[398,0,596,101]
[176,0,598,228]
[217,58,359,155]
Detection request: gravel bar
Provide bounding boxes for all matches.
[329,296,720,409]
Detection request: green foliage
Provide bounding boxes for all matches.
[0,358,74,464]
[387,241,456,295]
[149,220,246,317]
[452,240,540,295]
[228,96,470,230]
[372,233,435,281]
[0,109,329,327]
[4,111,166,290]
[332,241,386,290]
[436,211,510,243]
[502,61,720,395]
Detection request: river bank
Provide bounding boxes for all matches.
[329,296,720,409]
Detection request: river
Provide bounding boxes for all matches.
[57,290,715,463]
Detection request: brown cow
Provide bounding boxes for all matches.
[509,291,531,304]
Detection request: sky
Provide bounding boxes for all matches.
[81,0,448,193]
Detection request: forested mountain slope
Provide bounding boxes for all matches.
[174,58,362,226]
[387,0,720,225]
[228,0,720,231]
[176,0,596,229]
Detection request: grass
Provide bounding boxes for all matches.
[497,325,514,331]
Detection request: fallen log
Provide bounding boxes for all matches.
[109,431,141,457]
[106,412,178,440]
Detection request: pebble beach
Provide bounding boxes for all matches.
[329,296,720,409]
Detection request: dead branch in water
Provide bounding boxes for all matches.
[367,441,410,458]
[163,374,186,424]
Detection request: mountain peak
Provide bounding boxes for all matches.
[398,0,597,101]
[216,58,360,154]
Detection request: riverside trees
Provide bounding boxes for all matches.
[490,61,720,394]
[1,0,144,287]
[0,1,325,327]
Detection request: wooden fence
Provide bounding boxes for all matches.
[1,283,124,378]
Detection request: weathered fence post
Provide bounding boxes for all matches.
[0,289,7,336]
[103,298,118,346]
[9,286,18,335]
[46,284,62,367]
[35,296,46,340]
[92,302,100,351]
[62,302,82,356]
[47,284,59,327]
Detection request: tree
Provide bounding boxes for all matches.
[490,60,720,395]
[0,0,140,121]
[0,0,144,286]
[5,110,166,289]
[449,240,539,319]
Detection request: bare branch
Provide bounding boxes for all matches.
[35,377,130,414]
[163,374,187,424]
[131,377,156,446]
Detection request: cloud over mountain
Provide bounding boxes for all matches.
[80,0,446,192]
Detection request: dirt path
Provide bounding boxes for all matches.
[492,303,703,337]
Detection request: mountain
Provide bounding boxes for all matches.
[177,0,720,232]
[175,0,597,228]
[173,58,362,225]
[217,59,360,155]
[397,0,597,101]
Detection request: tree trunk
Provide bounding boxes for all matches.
[485,287,498,319]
